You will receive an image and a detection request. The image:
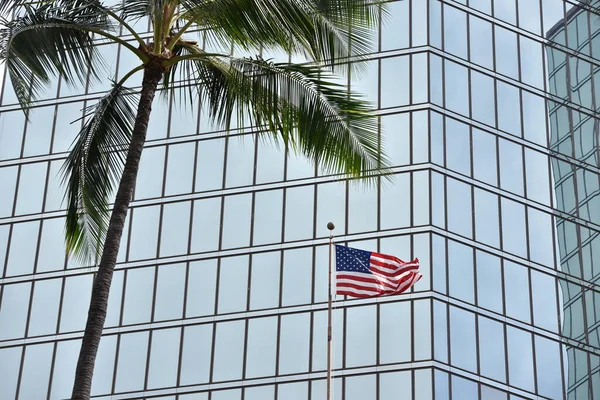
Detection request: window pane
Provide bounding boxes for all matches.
[380,301,411,363]
[479,315,506,382]
[165,143,195,195]
[154,263,186,321]
[346,305,376,367]
[180,324,212,385]
[190,197,221,253]
[213,320,245,381]
[50,339,81,399]
[253,189,283,245]
[0,346,22,399]
[450,306,477,372]
[245,316,277,378]
[15,162,47,215]
[281,248,312,306]
[6,221,39,277]
[114,331,149,393]
[148,328,180,389]
[129,205,160,260]
[249,252,280,310]
[19,343,53,399]
[160,201,191,257]
[222,194,252,249]
[279,313,310,374]
[60,274,93,333]
[186,260,217,317]
[218,255,249,313]
[28,278,62,337]
[122,266,155,325]
[0,282,31,340]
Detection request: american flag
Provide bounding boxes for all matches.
[335,245,421,298]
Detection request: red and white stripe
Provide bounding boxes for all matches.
[336,253,421,298]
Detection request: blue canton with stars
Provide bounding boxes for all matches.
[335,245,373,274]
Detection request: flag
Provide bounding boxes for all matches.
[335,245,421,298]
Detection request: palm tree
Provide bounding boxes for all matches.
[0,0,389,399]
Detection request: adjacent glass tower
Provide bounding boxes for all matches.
[0,1,596,399]
[547,0,600,398]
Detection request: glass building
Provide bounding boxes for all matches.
[0,0,597,399]
[547,0,600,398]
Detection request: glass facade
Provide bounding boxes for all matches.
[547,1,600,398]
[0,0,598,399]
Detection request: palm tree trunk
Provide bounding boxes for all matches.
[71,64,164,400]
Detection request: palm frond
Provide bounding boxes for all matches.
[61,84,139,264]
[231,57,389,178]
[0,1,114,107]
[179,0,380,67]
[170,51,389,178]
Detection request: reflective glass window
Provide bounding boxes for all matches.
[504,261,531,323]
[469,15,493,70]
[501,198,527,257]
[28,278,61,337]
[225,135,254,188]
[164,143,195,195]
[0,282,31,340]
[90,335,117,396]
[249,252,280,310]
[37,217,67,273]
[443,4,467,59]
[114,331,149,393]
[253,189,283,245]
[478,315,506,382]
[213,320,245,382]
[0,111,25,160]
[221,194,252,249]
[0,346,22,399]
[148,328,180,389]
[448,240,474,304]
[15,161,47,215]
[23,105,54,157]
[284,185,314,241]
[195,138,225,191]
[0,166,17,218]
[180,324,212,385]
[476,250,503,314]
[381,0,409,51]
[160,201,191,257]
[281,247,312,306]
[190,197,221,253]
[186,259,217,318]
[122,266,155,325]
[446,177,472,238]
[128,205,160,260]
[245,316,277,378]
[279,312,310,374]
[19,343,53,399]
[507,326,535,392]
[450,306,477,373]
[316,182,346,237]
[154,263,186,321]
[218,255,249,313]
[5,220,39,277]
[60,274,93,333]
[346,305,376,367]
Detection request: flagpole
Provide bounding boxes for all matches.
[326,222,335,400]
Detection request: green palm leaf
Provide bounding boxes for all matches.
[0,1,113,107]
[61,84,139,263]
[179,0,380,67]
[166,48,388,178]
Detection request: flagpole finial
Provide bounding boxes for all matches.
[327,222,335,231]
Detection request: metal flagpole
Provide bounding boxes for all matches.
[326,222,335,400]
